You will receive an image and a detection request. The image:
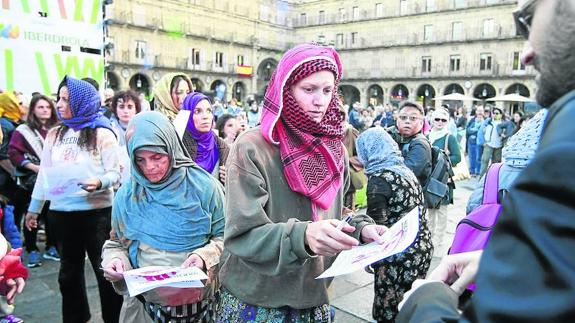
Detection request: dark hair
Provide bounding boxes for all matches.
[215,114,237,139]
[26,95,59,131]
[492,107,506,120]
[81,77,99,91]
[399,101,424,115]
[111,90,142,116]
[170,75,193,94]
[470,107,477,117]
[56,78,98,151]
[492,107,503,114]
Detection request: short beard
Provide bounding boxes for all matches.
[535,0,575,107]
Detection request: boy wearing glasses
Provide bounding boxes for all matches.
[389,102,432,187]
[397,0,575,321]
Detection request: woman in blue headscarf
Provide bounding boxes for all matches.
[101,111,225,323]
[24,76,123,323]
[356,127,433,323]
[179,92,229,183]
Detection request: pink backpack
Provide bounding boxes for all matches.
[449,163,503,289]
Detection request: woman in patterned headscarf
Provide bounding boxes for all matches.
[152,73,193,121]
[356,127,433,323]
[24,76,123,323]
[216,44,386,322]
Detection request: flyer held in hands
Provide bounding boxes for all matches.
[123,266,208,297]
[317,207,420,279]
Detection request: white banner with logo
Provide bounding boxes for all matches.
[0,0,104,96]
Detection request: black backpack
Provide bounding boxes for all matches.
[402,135,455,209]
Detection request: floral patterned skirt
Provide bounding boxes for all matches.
[216,289,332,323]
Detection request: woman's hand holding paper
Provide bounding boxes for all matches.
[102,258,126,282]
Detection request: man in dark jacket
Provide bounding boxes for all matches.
[389,101,431,186]
[397,0,575,321]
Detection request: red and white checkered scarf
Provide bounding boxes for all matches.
[262,53,344,221]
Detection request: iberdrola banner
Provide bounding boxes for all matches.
[0,0,104,96]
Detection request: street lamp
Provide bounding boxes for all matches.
[265,62,271,80]
[236,85,241,101]
[424,86,430,108]
[136,76,142,88]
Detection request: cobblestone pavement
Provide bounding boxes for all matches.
[13,178,478,323]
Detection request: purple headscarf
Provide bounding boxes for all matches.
[181,92,219,173]
[58,76,114,134]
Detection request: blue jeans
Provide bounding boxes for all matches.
[468,143,481,175]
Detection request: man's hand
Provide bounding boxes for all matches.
[305,220,359,256]
[427,250,483,295]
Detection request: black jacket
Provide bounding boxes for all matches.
[389,127,432,186]
[397,89,575,322]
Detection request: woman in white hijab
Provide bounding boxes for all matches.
[427,108,461,251]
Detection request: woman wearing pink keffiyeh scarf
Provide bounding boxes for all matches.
[217,44,386,322]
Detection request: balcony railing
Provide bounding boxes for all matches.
[344,62,536,80]
[110,52,243,75]
[330,25,519,51]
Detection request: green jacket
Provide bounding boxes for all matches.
[219,127,374,309]
[429,134,461,204]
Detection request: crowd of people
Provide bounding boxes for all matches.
[0,0,573,322]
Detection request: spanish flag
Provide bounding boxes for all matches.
[236,65,253,77]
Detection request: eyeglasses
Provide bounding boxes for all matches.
[513,0,538,39]
[398,115,421,122]
[434,118,448,123]
[493,112,501,115]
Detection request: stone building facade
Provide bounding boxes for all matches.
[105,0,534,109]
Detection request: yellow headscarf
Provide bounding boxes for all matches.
[152,73,193,121]
[0,92,23,123]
